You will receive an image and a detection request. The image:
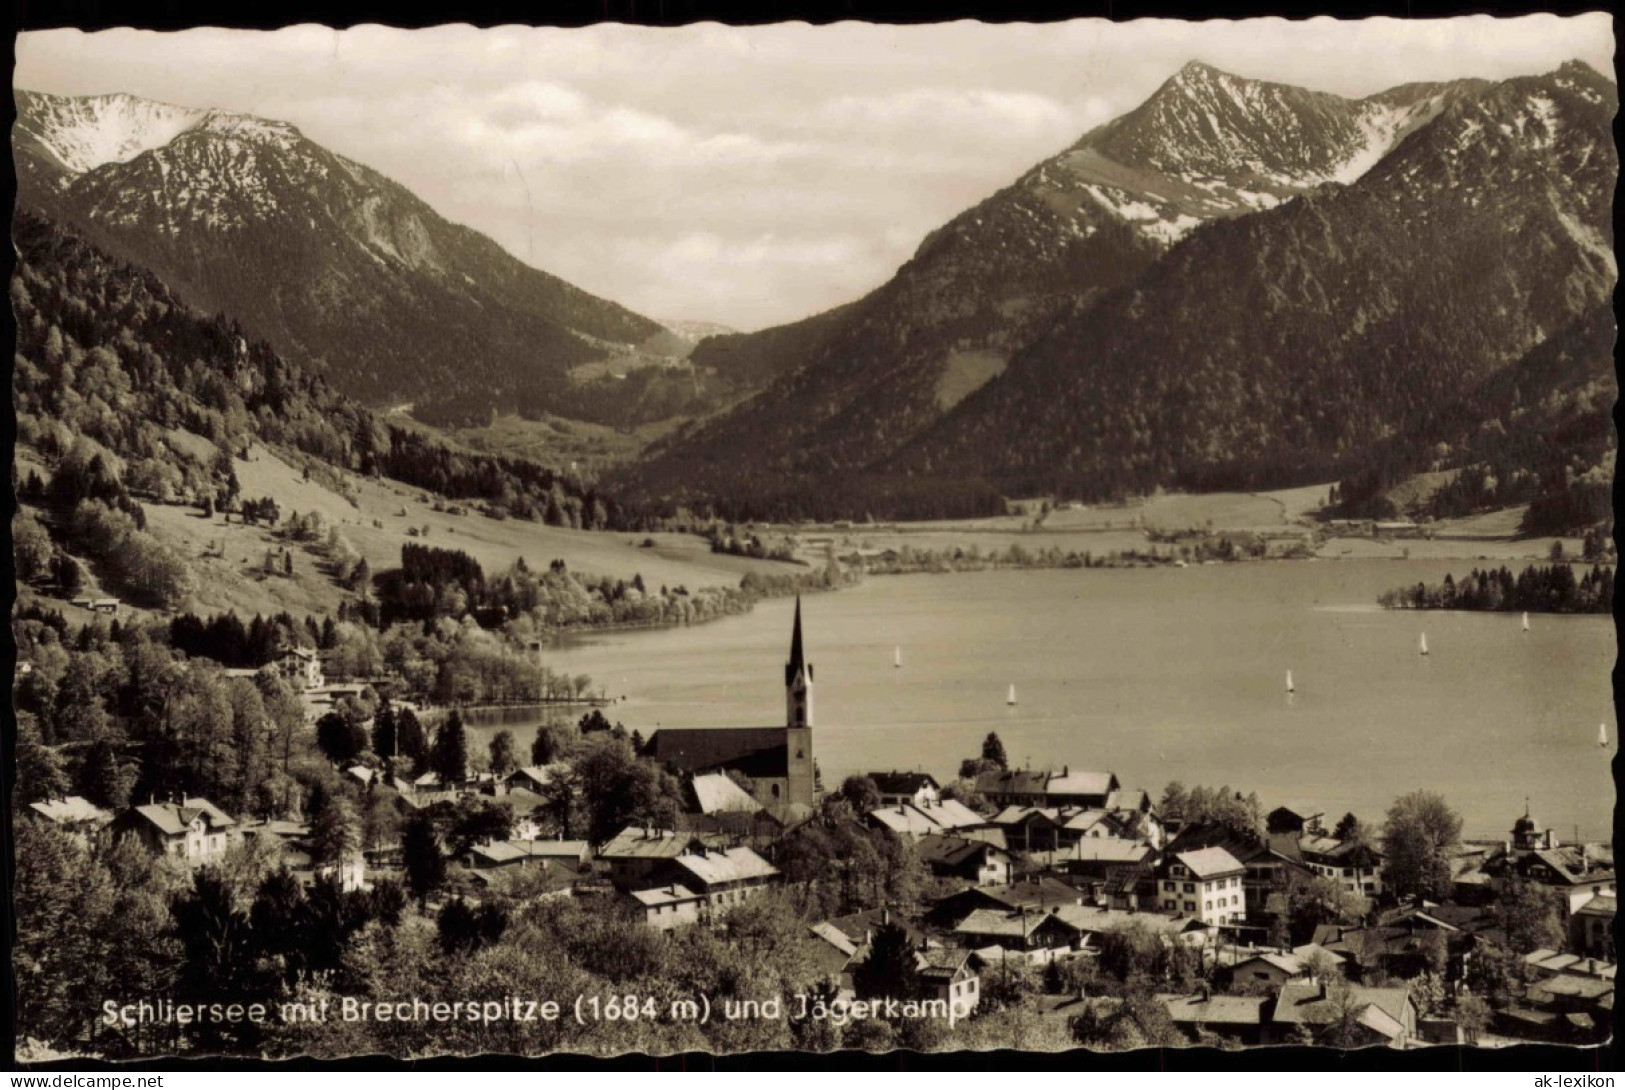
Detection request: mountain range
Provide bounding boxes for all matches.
[13,61,1618,526]
[13,89,681,424]
[623,60,1617,520]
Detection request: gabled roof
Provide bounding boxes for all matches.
[977,769,1050,797]
[869,771,939,796]
[690,772,763,815]
[508,764,570,790]
[809,921,859,958]
[599,826,706,859]
[1173,846,1246,879]
[818,908,926,949]
[126,797,236,836]
[868,805,944,837]
[955,908,1046,939]
[918,798,985,829]
[28,796,111,825]
[917,835,1005,869]
[470,839,590,866]
[1061,839,1154,864]
[1046,770,1118,797]
[631,883,704,907]
[1273,982,1413,1027]
[917,947,975,981]
[1160,993,1269,1026]
[671,846,779,887]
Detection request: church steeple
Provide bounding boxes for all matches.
[785,596,813,727]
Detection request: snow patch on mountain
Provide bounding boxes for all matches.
[23,92,208,175]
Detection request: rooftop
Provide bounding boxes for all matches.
[1174,846,1246,879]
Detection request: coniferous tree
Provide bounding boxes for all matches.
[430,711,469,784]
[402,811,446,909]
[981,732,1009,771]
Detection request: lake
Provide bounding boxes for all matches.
[473,562,1616,842]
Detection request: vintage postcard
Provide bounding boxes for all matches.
[9,13,1617,1065]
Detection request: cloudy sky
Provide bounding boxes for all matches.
[15,16,1614,330]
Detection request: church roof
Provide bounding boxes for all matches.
[645,727,791,776]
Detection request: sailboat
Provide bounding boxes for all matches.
[1522,612,1531,633]
[1419,633,1429,657]
[1007,684,1018,706]
[894,646,902,669]
[1286,670,1295,694]
[1600,723,1609,748]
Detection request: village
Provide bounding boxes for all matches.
[20,599,1616,1055]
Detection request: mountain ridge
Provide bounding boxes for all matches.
[13,88,670,423]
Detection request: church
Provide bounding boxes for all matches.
[640,597,818,812]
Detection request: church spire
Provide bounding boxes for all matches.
[785,596,812,727]
[785,595,806,686]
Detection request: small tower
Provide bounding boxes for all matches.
[785,596,814,728]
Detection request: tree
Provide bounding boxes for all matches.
[437,897,508,956]
[981,731,1009,770]
[371,703,398,761]
[308,787,361,867]
[77,737,137,810]
[1493,878,1565,954]
[487,729,517,777]
[16,716,71,803]
[1382,790,1462,901]
[1333,812,1368,846]
[448,799,513,857]
[315,711,367,765]
[401,811,446,909]
[852,920,916,1000]
[430,711,469,784]
[396,707,429,772]
[837,774,882,814]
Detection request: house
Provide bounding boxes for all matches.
[1298,833,1384,898]
[915,947,979,1020]
[650,844,781,915]
[597,826,722,890]
[506,764,569,794]
[1157,847,1246,927]
[114,797,238,866]
[1570,893,1616,959]
[869,771,941,809]
[240,817,368,892]
[916,835,1013,886]
[71,597,120,615]
[27,795,113,833]
[1271,980,1417,1046]
[1223,944,1346,989]
[976,766,1120,809]
[1237,835,1316,916]
[867,798,990,841]
[640,601,816,811]
[1483,807,1616,913]
[954,906,1085,952]
[1160,990,1273,1046]
[466,839,590,871]
[631,884,706,930]
[272,646,324,691]
[1266,805,1325,836]
[928,875,1087,928]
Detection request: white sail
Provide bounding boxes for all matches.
[894,646,902,668]
[1600,723,1609,748]
[1419,633,1429,656]
[1007,684,1017,706]
[1286,670,1295,693]
[1523,612,1530,632]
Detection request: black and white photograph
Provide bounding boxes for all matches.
[7,9,1618,1068]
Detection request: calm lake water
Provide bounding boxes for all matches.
[475,563,1616,842]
